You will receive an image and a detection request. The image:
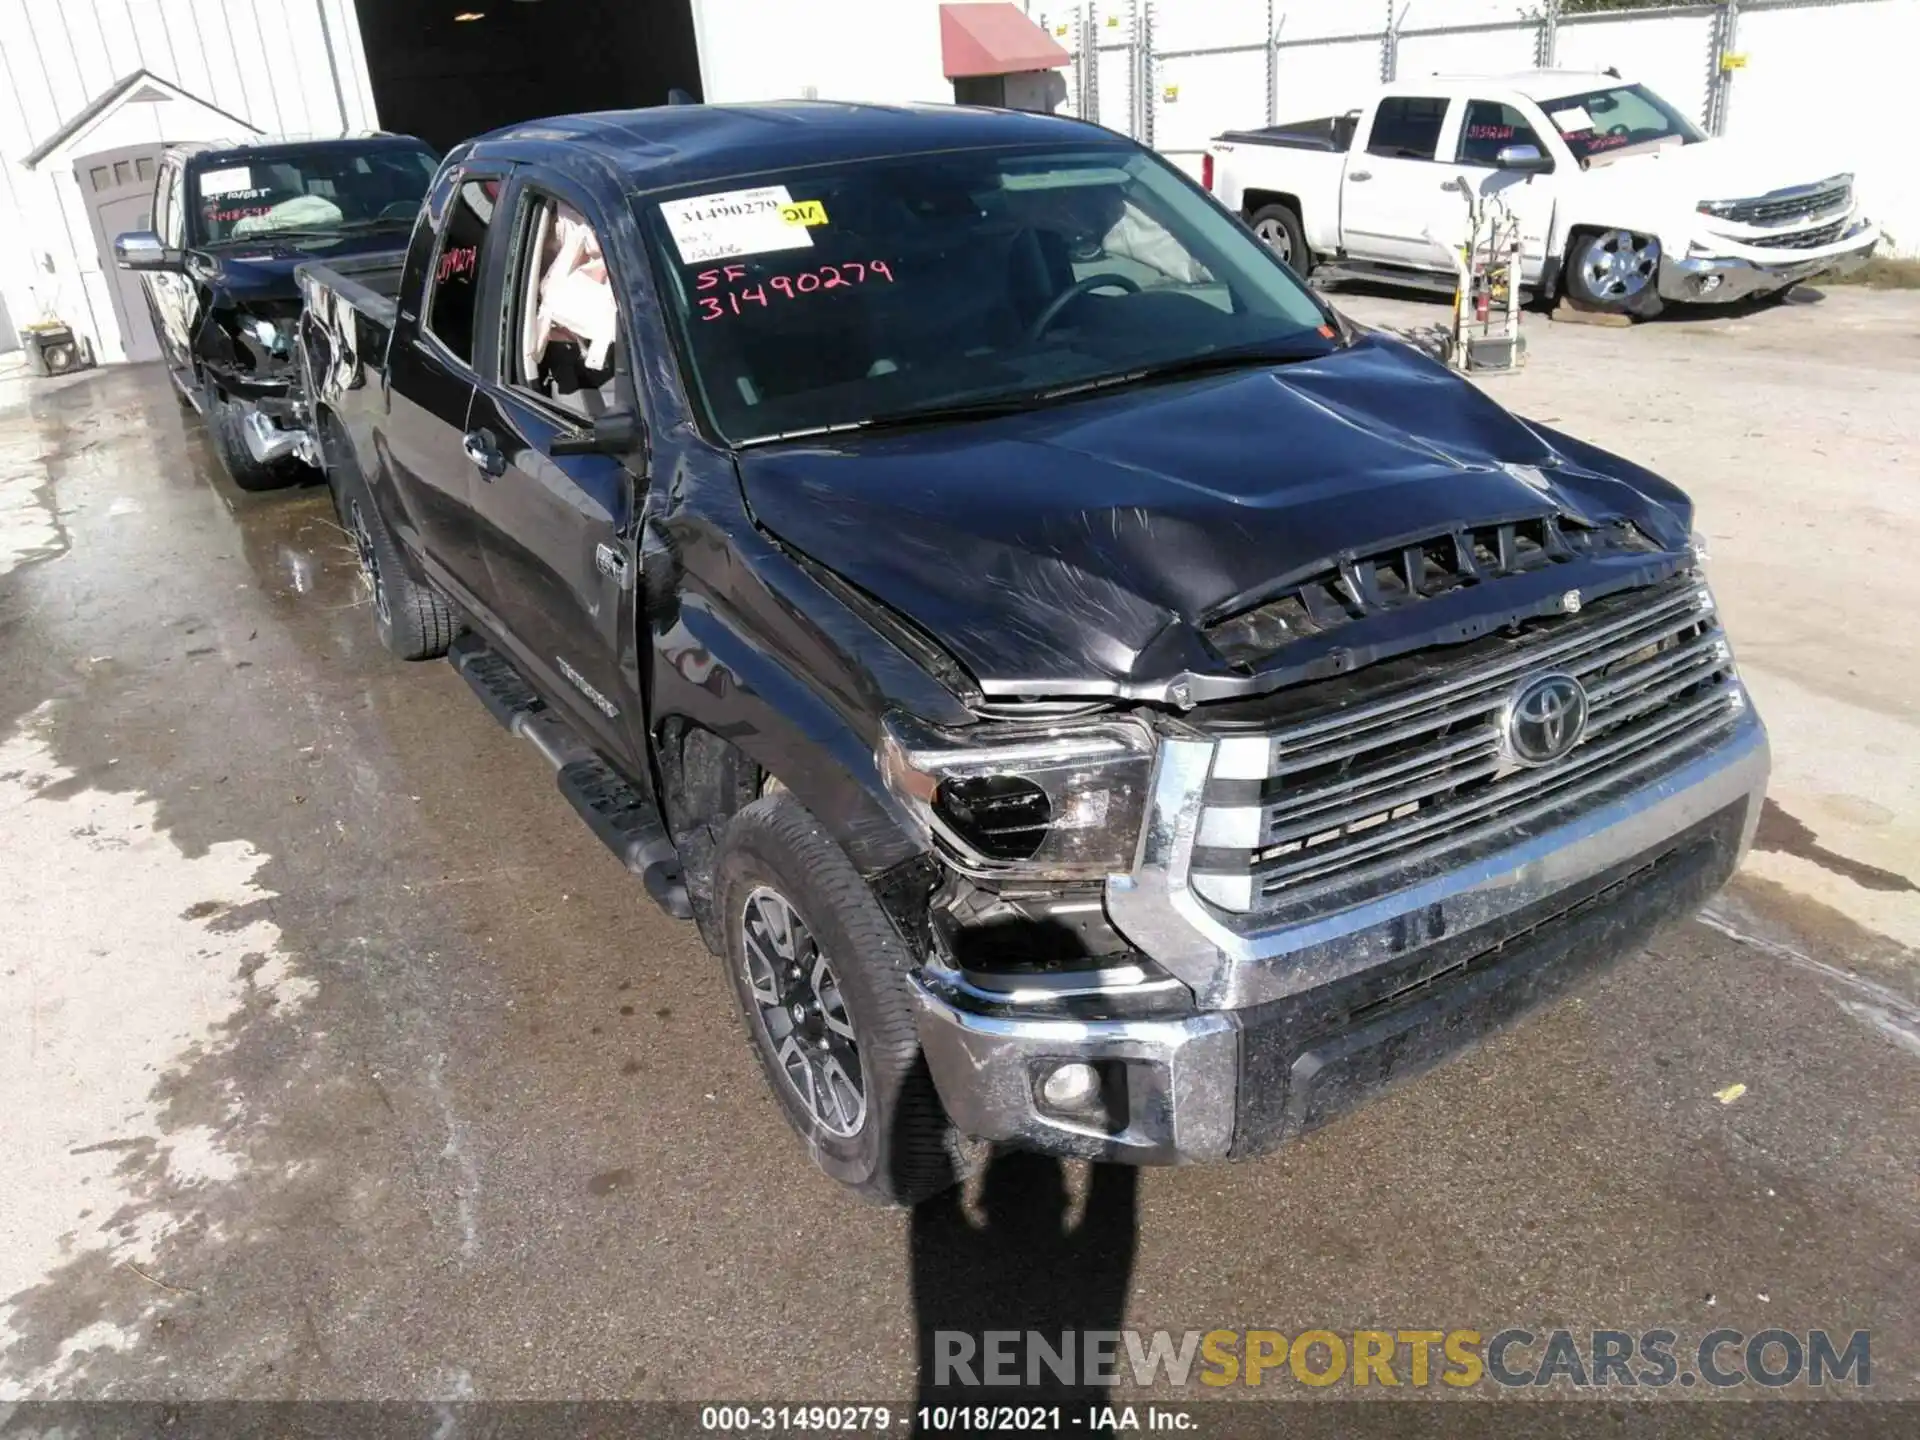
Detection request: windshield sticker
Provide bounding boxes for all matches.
[1549,106,1594,133]
[199,166,254,197]
[692,260,894,321]
[661,185,815,263]
[781,199,829,227]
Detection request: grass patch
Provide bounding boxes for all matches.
[1825,254,1920,289]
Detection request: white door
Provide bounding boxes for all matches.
[1441,99,1560,285]
[1340,95,1458,271]
[75,145,166,363]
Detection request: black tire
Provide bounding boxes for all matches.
[1564,227,1664,317]
[1248,203,1311,277]
[714,794,965,1205]
[206,392,305,492]
[332,452,456,661]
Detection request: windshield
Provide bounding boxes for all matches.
[641,146,1338,444]
[192,146,439,244]
[1539,84,1704,163]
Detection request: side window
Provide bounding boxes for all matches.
[505,192,620,417]
[424,177,500,365]
[1457,101,1549,168]
[1366,97,1449,160]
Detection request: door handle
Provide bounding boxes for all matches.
[462,428,505,479]
[1440,179,1466,193]
[1347,170,1372,182]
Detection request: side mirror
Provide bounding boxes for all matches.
[550,409,645,460]
[114,230,181,272]
[1495,143,1553,174]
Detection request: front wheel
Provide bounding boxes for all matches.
[714,794,966,1205]
[1248,203,1311,277]
[205,392,306,491]
[1565,228,1664,316]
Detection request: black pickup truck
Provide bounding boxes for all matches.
[297,102,1769,1203]
[114,133,438,490]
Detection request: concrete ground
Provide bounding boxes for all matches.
[1,285,1916,1409]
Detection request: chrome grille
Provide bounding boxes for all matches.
[1190,583,1743,912]
[1708,180,1850,228]
[1769,219,1847,251]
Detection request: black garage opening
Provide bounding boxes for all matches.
[356,0,704,154]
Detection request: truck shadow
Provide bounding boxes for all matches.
[905,1136,1139,1437]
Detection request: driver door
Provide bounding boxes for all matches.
[464,175,644,762]
[1441,99,1559,285]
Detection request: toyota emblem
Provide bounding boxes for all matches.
[1503,672,1589,766]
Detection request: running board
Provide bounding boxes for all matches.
[448,633,691,919]
[1312,261,1459,296]
[1314,260,1540,302]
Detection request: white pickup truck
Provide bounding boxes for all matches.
[1205,70,1878,315]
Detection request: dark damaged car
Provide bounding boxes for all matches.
[296,103,1769,1202]
[115,133,438,490]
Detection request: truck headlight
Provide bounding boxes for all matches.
[238,315,289,356]
[877,712,1154,880]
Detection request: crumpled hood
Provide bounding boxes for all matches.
[203,229,409,305]
[1578,135,1850,210]
[737,334,1692,697]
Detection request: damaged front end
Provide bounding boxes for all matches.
[194,297,320,467]
[875,550,1768,1166]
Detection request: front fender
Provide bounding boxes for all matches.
[652,593,923,875]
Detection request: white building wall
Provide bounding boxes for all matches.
[690,0,957,107]
[1729,0,1920,256]
[0,0,376,363]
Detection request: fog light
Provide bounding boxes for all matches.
[1040,1062,1101,1111]
[1699,274,1724,294]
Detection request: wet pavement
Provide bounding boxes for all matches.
[1,303,1916,1408]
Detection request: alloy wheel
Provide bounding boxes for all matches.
[740,886,866,1138]
[1582,229,1660,301]
[347,498,391,627]
[1253,217,1294,263]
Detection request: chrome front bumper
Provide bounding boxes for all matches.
[1658,221,1878,303]
[910,709,1769,1162]
[240,407,320,468]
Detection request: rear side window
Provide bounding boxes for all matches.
[1367,97,1448,160]
[425,178,500,365]
[1457,100,1549,168]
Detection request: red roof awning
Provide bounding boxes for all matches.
[940,3,1072,79]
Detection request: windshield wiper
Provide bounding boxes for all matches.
[1058,342,1332,397]
[732,343,1335,447]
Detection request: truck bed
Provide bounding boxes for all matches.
[1215,112,1359,153]
[296,250,406,436]
[296,251,405,332]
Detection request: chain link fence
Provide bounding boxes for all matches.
[1032,0,1916,253]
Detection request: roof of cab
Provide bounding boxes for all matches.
[1383,69,1627,103]
[465,101,1131,194]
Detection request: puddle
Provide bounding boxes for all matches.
[1754,797,1917,894]
[0,702,312,1396]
